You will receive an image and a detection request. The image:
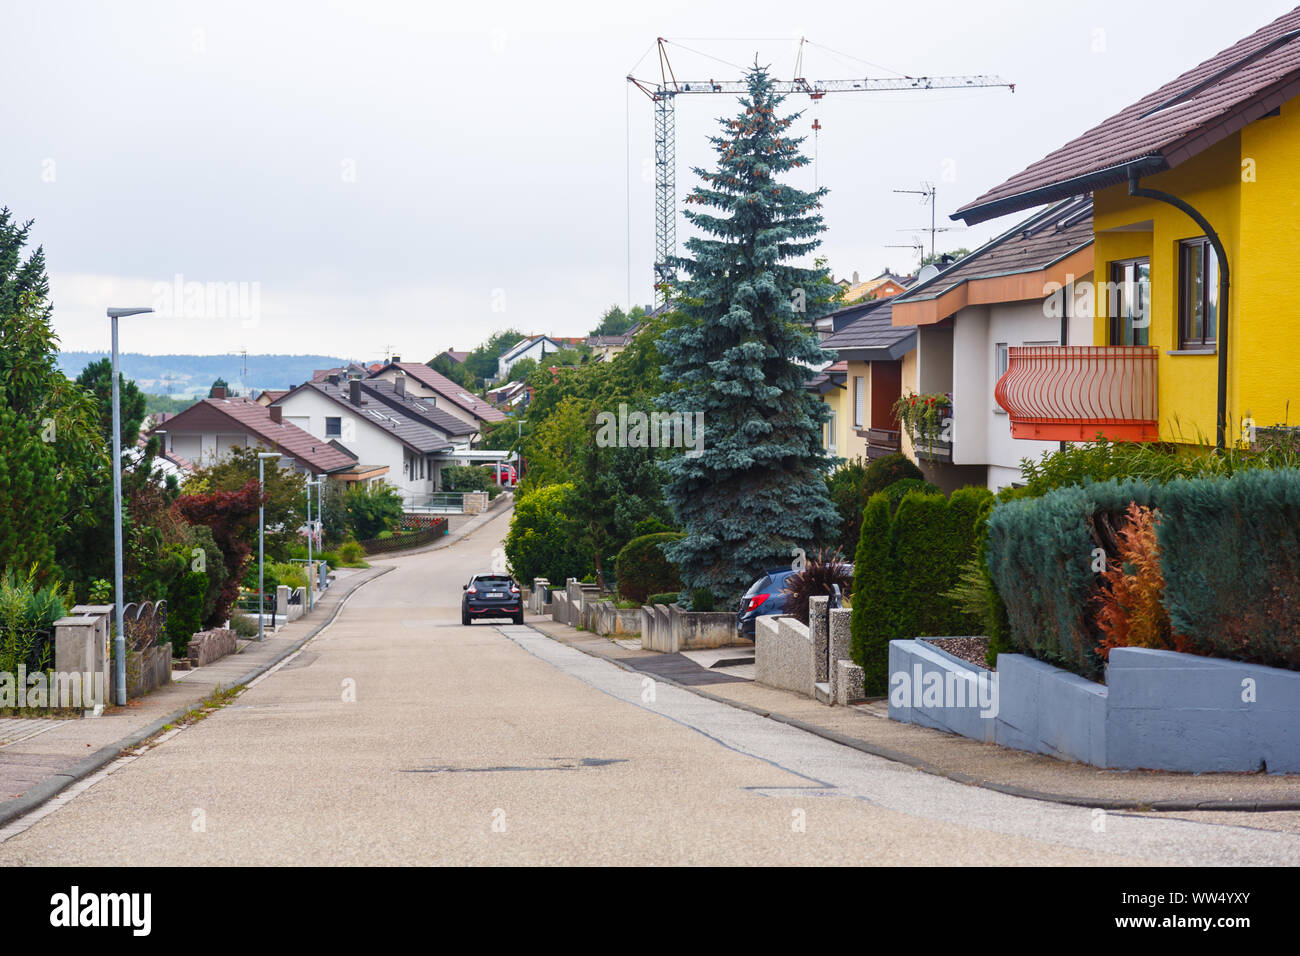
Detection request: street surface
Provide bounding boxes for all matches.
[1,507,1296,865]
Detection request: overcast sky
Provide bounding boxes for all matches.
[4,0,1294,361]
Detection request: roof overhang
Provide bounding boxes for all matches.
[954,156,1166,226]
[892,243,1094,327]
[430,448,514,462]
[824,330,917,363]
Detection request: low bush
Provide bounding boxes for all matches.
[646,592,681,607]
[825,455,926,555]
[780,550,852,626]
[984,469,1300,678]
[337,541,365,565]
[270,562,308,590]
[690,587,714,612]
[228,611,258,638]
[614,532,684,604]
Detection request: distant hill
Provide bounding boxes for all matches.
[57,352,361,398]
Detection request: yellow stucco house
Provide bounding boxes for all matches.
[954,8,1300,449]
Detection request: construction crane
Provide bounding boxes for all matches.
[628,38,1014,303]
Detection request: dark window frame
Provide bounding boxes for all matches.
[1109,257,1151,347]
[325,416,342,438]
[1178,237,1218,351]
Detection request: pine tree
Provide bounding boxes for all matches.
[656,64,840,603]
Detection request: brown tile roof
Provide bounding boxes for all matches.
[955,8,1300,224]
[901,196,1093,303]
[373,362,507,423]
[158,397,356,475]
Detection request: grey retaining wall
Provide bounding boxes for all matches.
[888,640,1300,773]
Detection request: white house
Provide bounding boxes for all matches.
[890,196,1097,492]
[368,360,507,429]
[273,377,465,504]
[495,335,562,382]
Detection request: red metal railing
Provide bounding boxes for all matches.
[994,346,1159,442]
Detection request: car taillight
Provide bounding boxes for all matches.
[467,586,477,594]
[510,585,520,593]
[745,593,769,613]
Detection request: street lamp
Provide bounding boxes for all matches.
[305,479,322,611]
[107,306,153,706]
[257,452,281,641]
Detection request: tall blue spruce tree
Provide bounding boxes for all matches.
[657,64,840,603]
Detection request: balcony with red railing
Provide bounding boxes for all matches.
[994,346,1159,442]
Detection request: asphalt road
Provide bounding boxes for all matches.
[1,506,1297,865]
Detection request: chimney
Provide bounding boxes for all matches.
[391,354,401,363]
[328,373,340,386]
[394,373,406,398]
[349,377,362,406]
[211,385,226,399]
[269,406,282,424]
[852,270,860,284]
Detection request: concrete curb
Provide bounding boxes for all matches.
[0,565,394,829]
[529,623,1300,813]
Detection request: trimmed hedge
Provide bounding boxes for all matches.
[646,592,681,607]
[850,484,993,694]
[984,469,1300,679]
[614,532,684,604]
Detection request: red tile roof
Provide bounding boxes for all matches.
[158,397,356,475]
[955,8,1300,224]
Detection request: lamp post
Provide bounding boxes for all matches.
[305,479,321,611]
[257,452,281,641]
[107,306,154,706]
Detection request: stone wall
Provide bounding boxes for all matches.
[754,615,814,695]
[189,628,239,668]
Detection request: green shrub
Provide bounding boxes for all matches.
[504,483,594,586]
[270,562,308,589]
[614,532,685,604]
[228,611,258,638]
[690,587,715,612]
[0,566,71,674]
[165,571,207,656]
[633,516,676,537]
[646,592,681,607]
[826,455,927,555]
[850,485,992,694]
[864,453,924,496]
[1154,469,1300,670]
[338,541,365,565]
[986,479,1157,680]
[344,481,404,540]
[441,464,492,493]
[879,477,941,512]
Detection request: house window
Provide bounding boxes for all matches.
[1109,258,1150,347]
[1179,238,1218,350]
[853,376,865,429]
[325,417,341,438]
[827,408,837,454]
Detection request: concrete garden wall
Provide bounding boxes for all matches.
[753,599,864,705]
[639,603,746,652]
[888,640,1300,773]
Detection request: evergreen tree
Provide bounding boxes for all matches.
[656,64,841,603]
[0,211,102,581]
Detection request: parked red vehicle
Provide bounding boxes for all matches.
[485,463,518,486]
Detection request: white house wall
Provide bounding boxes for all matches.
[952,293,1096,492]
[275,389,430,499]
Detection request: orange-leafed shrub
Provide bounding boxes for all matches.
[1093,502,1189,660]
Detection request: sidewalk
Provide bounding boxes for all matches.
[526,614,1300,813]
[0,564,391,828]
[372,492,513,558]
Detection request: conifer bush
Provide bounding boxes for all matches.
[849,485,992,694]
[614,533,684,605]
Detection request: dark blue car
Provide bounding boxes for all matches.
[736,565,852,639]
